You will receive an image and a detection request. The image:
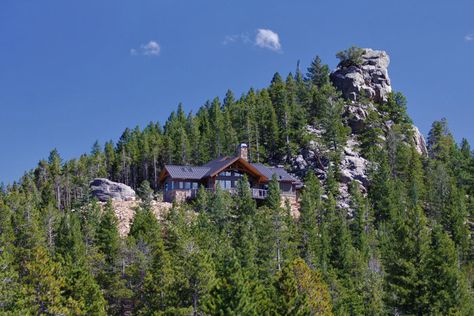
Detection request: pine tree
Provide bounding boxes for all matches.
[298,171,322,266]
[265,174,288,272]
[349,181,370,258]
[20,245,68,315]
[427,118,455,163]
[269,73,291,161]
[182,241,217,314]
[127,201,168,313]
[97,201,120,265]
[232,176,258,273]
[96,201,131,314]
[204,255,261,315]
[275,258,333,315]
[137,180,154,210]
[425,225,474,315]
[208,185,233,233]
[55,212,106,314]
[336,46,365,68]
[209,97,225,158]
[382,202,430,315]
[306,55,330,88]
[321,98,348,159]
[0,202,21,312]
[140,238,175,314]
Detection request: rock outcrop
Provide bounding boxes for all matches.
[412,125,428,156]
[330,48,391,103]
[343,102,377,133]
[291,47,428,211]
[110,200,172,237]
[90,178,136,202]
[340,139,369,188]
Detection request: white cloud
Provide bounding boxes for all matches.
[255,29,281,51]
[465,34,474,41]
[222,33,251,45]
[131,40,161,56]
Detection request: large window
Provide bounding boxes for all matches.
[217,180,233,189]
[233,171,243,177]
[171,181,199,190]
[218,170,244,177]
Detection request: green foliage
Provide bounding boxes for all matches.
[204,256,263,315]
[425,225,473,315]
[320,98,350,159]
[97,200,120,265]
[298,171,322,266]
[1,53,473,315]
[306,55,330,88]
[137,180,154,209]
[274,258,333,315]
[379,91,412,125]
[336,46,365,68]
[19,245,68,315]
[428,118,455,162]
[382,203,431,314]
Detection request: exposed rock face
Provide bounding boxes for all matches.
[412,125,428,156]
[288,48,429,213]
[290,126,369,212]
[110,200,172,237]
[330,48,392,103]
[343,102,377,133]
[340,139,369,188]
[291,126,328,179]
[90,178,136,202]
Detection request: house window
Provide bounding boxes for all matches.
[184,182,191,189]
[192,182,199,189]
[217,180,233,189]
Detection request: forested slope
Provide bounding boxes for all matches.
[0,47,473,315]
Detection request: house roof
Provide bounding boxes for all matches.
[203,156,268,181]
[159,156,301,188]
[162,165,211,180]
[202,156,238,177]
[252,163,302,185]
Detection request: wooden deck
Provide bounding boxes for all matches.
[164,187,297,203]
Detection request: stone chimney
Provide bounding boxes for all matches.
[237,143,248,161]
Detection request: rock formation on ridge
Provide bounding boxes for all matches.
[90,178,136,202]
[330,48,392,103]
[291,48,427,211]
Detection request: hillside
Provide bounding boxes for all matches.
[1,47,473,315]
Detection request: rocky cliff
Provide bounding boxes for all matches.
[291,48,427,211]
[330,48,392,103]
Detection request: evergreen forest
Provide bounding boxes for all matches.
[0,49,473,315]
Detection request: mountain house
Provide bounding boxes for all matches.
[159,144,302,207]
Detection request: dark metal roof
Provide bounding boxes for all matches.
[202,156,239,177]
[251,163,302,184]
[164,165,210,180]
[163,159,301,188]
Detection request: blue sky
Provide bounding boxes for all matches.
[1,0,473,184]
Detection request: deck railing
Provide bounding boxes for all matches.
[165,187,295,202]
